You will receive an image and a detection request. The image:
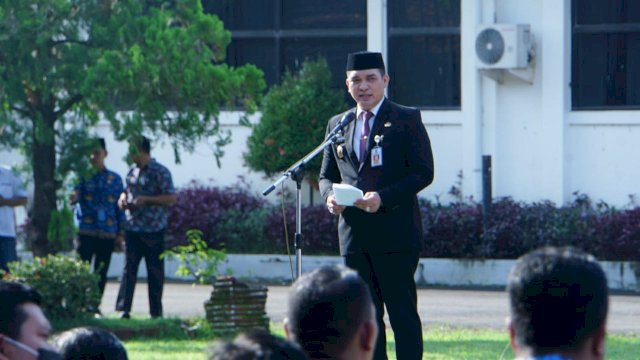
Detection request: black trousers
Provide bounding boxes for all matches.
[345,252,423,360]
[115,231,165,317]
[76,234,115,298]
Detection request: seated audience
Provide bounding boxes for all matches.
[0,281,59,360]
[507,246,609,360]
[54,326,127,360]
[284,265,378,360]
[209,329,307,360]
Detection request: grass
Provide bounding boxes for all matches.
[126,339,209,360]
[51,317,640,360]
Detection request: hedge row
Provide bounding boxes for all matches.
[167,183,640,261]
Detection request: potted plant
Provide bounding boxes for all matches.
[161,229,227,285]
[162,230,269,335]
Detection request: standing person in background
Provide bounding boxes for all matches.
[70,138,125,308]
[0,165,28,273]
[319,51,434,360]
[115,136,176,319]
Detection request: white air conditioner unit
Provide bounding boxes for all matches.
[475,24,532,69]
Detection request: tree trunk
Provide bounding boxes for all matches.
[30,110,57,256]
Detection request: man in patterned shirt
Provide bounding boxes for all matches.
[71,138,125,304]
[115,136,176,319]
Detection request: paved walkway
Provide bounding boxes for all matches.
[101,281,640,334]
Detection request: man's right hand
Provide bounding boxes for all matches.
[327,195,346,216]
[69,191,78,206]
[117,194,128,210]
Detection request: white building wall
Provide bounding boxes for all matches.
[567,119,640,206]
[94,112,302,203]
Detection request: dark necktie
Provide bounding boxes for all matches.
[359,111,372,163]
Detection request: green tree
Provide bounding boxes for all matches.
[244,58,348,188]
[0,0,264,255]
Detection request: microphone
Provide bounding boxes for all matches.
[328,111,356,138]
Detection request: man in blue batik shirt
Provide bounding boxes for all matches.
[507,246,609,360]
[115,136,176,319]
[71,138,124,305]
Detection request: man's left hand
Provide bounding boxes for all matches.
[354,192,381,213]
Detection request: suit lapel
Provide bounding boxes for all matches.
[344,109,359,170]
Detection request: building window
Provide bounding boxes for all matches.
[572,0,640,110]
[203,0,366,95]
[387,0,461,109]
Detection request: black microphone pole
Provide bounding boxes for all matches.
[262,112,355,279]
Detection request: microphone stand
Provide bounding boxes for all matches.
[262,118,351,279]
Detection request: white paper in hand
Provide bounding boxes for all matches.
[333,183,364,206]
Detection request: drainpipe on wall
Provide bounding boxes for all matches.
[480,1,497,210]
[462,0,496,204]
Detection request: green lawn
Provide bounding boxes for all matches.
[53,318,639,359]
[125,326,638,360]
[126,339,209,360]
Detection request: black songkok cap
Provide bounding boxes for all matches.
[97,138,106,150]
[345,51,385,71]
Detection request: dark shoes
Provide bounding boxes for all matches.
[119,311,161,319]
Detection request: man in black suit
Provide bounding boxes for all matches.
[319,51,434,360]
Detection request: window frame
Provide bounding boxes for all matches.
[571,0,640,110]
[386,1,461,110]
[211,0,366,95]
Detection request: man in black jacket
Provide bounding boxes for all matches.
[319,51,434,360]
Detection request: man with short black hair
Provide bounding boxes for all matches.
[284,265,378,360]
[507,246,609,360]
[54,326,128,360]
[115,136,176,319]
[0,281,58,360]
[209,330,307,360]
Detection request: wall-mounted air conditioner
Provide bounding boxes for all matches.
[475,24,532,69]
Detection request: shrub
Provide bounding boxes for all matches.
[2,255,100,319]
[264,204,339,255]
[420,195,640,260]
[482,198,596,258]
[215,207,273,254]
[244,57,348,182]
[421,200,482,258]
[167,179,267,248]
[47,203,76,253]
[595,208,640,260]
[165,181,640,260]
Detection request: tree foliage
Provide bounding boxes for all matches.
[244,58,347,181]
[0,0,265,255]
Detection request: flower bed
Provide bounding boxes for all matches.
[167,183,640,261]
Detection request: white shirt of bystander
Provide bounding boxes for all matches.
[0,166,27,237]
